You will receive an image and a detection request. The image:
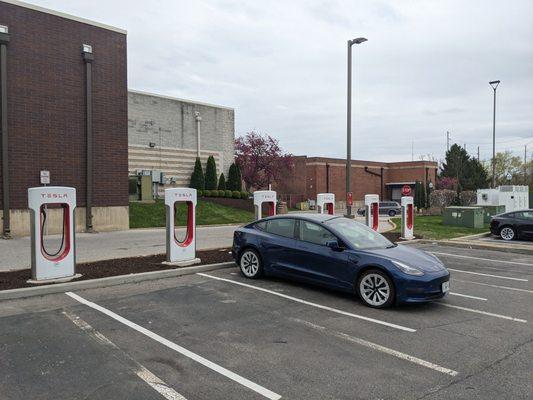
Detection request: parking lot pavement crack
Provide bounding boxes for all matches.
[416,336,533,399]
[420,317,481,332]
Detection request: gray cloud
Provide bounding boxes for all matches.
[33,0,533,162]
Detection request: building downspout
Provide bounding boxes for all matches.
[82,45,94,232]
[326,163,330,193]
[195,111,201,158]
[364,166,384,199]
[0,26,10,239]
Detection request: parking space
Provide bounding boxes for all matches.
[1,243,532,399]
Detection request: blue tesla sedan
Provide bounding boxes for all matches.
[232,214,450,308]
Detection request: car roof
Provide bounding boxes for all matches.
[258,213,339,224]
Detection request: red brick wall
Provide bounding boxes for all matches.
[0,2,128,209]
[276,156,438,202]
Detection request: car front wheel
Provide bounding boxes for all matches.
[499,226,516,241]
[239,248,263,279]
[388,210,396,217]
[357,269,395,308]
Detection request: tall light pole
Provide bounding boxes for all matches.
[489,80,500,188]
[345,37,367,218]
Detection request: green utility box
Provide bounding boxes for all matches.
[443,206,484,228]
[475,205,506,223]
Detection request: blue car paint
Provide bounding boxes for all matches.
[232,214,450,305]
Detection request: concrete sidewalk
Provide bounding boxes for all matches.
[0,225,239,272]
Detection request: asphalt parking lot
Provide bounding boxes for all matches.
[1,243,532,400]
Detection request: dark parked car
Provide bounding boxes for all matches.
[357,201,401,217]
[490,210,533,241]
[232,214,450,308]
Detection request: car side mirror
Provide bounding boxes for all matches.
[326,240,343,251]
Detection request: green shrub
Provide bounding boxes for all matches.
[224,190,232,198]
[232,190,241,199]
[217,173,226,191]
[205,155,218,190]
[203,190,211,197]
[189,157,205,190]
[240,191,249,200]
[227,163,242,191]
[197,190,203,197]
[218,190,225,197]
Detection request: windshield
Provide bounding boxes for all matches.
[325,218,394,250]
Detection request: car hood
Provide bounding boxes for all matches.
[363,245,446,273]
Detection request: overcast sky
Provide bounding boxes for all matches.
[34,0,533,162]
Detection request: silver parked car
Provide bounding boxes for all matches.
[357,201,401,217]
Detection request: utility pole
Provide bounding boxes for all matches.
[446,131,450,152]
[411,140,414,161]
[525,144,528,184]
[345,37,367,218]
[477,146,480,162]
[489,80,500,188]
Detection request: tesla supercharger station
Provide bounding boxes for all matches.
[28,186,77,282]
[254,190,277,220]
[317,193,335,214]
[401,196,414,240]
[364,194,380,231]
[164,188,200,266]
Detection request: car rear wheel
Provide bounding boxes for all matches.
[388,210,396,217]
[239,249,263,279]
[499,226,516,241]
[357,269,395,308]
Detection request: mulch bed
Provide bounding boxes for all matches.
[0,248,234,291]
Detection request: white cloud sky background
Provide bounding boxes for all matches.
[33,0,533,162]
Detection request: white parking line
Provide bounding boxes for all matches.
[437,303,527,323]
[447,268,528,282]
[65,292,281,400]
[197,273,416,333]
[430,251,533,267]
[454,279,533,294]
[290,318,458,377]
[63,310,187,400]
[449,292,487,301]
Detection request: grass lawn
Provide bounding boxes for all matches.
[130,199,254,229]
[391,215,489,240]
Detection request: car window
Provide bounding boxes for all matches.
[517,211,533,220]
[325,218,394,250]
[266,219,296,238]
[299,221,337,246]
[255,221,267,231]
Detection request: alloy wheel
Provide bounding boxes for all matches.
[500,227,515,241]
[240,250,260,277]
[359,273,391,307]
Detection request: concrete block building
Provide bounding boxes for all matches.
[0,0,128,236]
[128,90,235,188]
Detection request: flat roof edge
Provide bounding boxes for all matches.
[129,89,235,111]
[1,0,127,34]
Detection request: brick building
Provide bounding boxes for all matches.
[276,156,438,207]
[0,0,128,236]
[128,90,235,188]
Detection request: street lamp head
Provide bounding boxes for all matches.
[351,37,368,45]
[489,80,500,90]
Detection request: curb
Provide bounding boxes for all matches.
[410,239,533,256]
[450,232,491,241]
[0,261,236,301]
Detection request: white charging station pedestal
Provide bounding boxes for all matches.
[254,190,277,220]
[317,193,335,215]
[28,186,78,283]
[164,188,200,266]
[364,194,380,231]
[400,196,414,240]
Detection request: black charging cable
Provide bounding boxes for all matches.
[40,205,66,258]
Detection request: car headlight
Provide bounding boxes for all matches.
[392,260,424,276]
